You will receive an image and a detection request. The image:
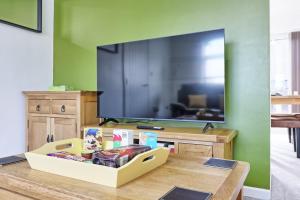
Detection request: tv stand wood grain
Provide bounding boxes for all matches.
[86,123,237,159]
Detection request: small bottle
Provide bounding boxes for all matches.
[283,80,288,96]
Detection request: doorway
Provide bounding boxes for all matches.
[270,0,300,199]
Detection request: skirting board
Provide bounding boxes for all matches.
[244,186,271,200]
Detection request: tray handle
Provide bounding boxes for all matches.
[119,147,169,169]
[116,147,170,187]
[30,138,82,154]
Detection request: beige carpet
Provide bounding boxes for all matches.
[271,128,300,200]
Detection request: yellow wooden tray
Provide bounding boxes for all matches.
[25,138,170,188]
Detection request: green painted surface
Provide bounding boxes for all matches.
[0,0,38,29]
[54,0,270,188]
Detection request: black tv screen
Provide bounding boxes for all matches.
[97,29,225,122]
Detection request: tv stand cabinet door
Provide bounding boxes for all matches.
[213,142,233,159]
[178,143,213,158]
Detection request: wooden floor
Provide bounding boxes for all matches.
[271,128,300,200]
[244,197,262,200]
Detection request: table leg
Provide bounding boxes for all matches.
[237,188,243,200]
[297,128,300,158]
[293,128,296,152]
[288,128,292,143]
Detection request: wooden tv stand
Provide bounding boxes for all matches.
[90,124,237,160]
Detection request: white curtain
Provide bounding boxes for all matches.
[270,33,291,113]
[291,32,300,112]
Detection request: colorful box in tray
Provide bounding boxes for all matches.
[92,145,151,168]
[113,129,134,148]
[83,127,103,151]
[47,151,88,162]
[139,132,158,149]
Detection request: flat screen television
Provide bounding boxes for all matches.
[97,29,225,123]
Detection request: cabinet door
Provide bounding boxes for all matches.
[178,143,213,158]
[51,118,77,141]
[28,116,50,151]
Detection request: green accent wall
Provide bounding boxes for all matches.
[0,0,38,29]
[54,0,270,188]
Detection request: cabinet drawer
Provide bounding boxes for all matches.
[52,100,77,115]
[178,143,212,158]
[28,100,50,114]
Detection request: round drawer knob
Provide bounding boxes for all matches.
[36,105,40,112]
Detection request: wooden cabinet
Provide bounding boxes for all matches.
[24,91,98,151]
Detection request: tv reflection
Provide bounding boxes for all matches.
[98,29,225,122]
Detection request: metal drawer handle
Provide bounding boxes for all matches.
[50,135,54,142]
[47,135,50,143]
[36,105,40,112]
[61,105,66,112]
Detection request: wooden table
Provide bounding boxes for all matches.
[0,156,249,200]
[271,95,300,105]
[271,96,300,158]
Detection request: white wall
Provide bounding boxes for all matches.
[270,0,300,34]
[0,0,53,157]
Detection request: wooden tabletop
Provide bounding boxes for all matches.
[271,119,300,128]
[86,124,237,143]
[271,96,300,105]
[23,91,96,94]
[0,156,249,200]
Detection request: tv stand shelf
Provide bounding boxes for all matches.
[85,124,237,159]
